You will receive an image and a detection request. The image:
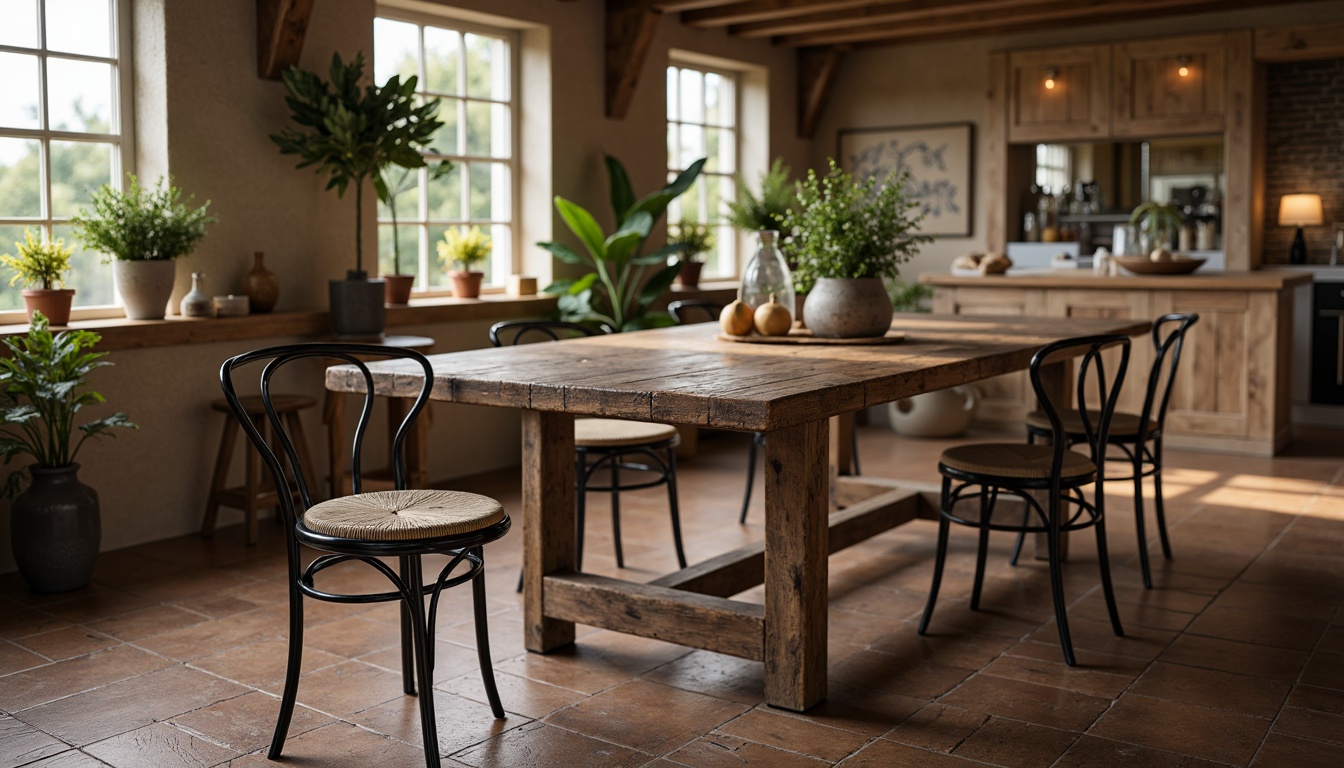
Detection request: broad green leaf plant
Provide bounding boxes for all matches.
[541,156,705,331]
[0,312,136,498]
[272,52,444,279]
[2,229,73,290]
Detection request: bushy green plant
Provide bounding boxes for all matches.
[72,175,215,262]
[2,229,72,290]
[272,52,444,278]
[0,312,136,498]
[726,158,794,232]
[541,155,704,332]
[666,221,715,264]
[1129,201,1183,246]
[438,226,492,271]
[782,159,932,294]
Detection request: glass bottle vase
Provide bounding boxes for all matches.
[739,230,794,314]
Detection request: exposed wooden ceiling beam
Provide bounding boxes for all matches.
[777,0,1282,47]
[607,0,663,120]
[730,0,1046,39]
[656,0,732,11]
[256,0,314,80]
[797,46,846,139]
[683,0,877,29]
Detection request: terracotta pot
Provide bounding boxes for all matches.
[384,274,415,305]
[114,259,176,320]
[21,289,75,326]
[450,271,484,299]
[675,260,704,288]
[802,277,893,338]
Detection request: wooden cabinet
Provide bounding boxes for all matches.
[1113,34,1228,137]
[1007,45,1110,143]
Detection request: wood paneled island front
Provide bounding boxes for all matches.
[922,270,1311,456]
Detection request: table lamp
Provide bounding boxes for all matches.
[1279,193,1323,264]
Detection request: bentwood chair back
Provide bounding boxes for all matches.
[220,344,511,768]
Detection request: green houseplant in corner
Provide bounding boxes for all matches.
[783,159,931,338]
[2,312,136,592]
[2,228,75,326]
[272,52,444,336]
[437,226,491,299]
[72,175,216,320]
[666,221,714,288]
[542,155,705,331]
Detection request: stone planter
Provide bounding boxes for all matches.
[114,260,176,320]
[887,386,979,438]
[329,278,386,338]
[21,289,75,326]
[10,464,101,593]
[802,277,893,338]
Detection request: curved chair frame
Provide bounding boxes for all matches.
[919,334,1131,666]
[220,344,510,768]
[1021,313,1198,587]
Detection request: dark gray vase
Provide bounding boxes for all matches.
[11,464,101,593]
[329,277,386,339]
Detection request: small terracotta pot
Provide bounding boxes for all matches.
[384,274,415,305]
[450,270,484,299]
[21,289,75,326]
[676,260,704,288]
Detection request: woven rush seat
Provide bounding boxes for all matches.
[1025,409,1157,438]
[940,443,1095,480]
[575,418,679,447]
[303,489,506,541]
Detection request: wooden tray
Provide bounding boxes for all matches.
[1114,256,1206,275]
[718,328,906,345]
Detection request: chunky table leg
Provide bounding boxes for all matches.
[764,419,829,711]
[522,410,577,652]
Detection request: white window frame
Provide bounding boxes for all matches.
[374,7,520,295]
[0,0,135,322]
[667,59,740,281]
[1035,144,1071,196]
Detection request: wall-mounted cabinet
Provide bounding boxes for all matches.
[1008,46,1110,143]
[1113,34,1227,137]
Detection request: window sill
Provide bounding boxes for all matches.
[0,293,559,352]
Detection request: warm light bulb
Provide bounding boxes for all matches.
[1044,67,1058,90]
[1045,76,1055,89]
[1178,65,1190,77]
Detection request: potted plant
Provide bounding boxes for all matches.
[437,226,491,299]
[542,155,704,331]
[2,228,75,326]
[667,221,714,288]
[272,52,443,336]
[380,161,453,305]
[71,175,215,320]
[782,159,931,338]
[1,312,136,592]
[1130,201,1184,258]
[726,158,794,235]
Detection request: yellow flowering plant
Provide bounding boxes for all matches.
[2,229,73,290]
[437,226,492,272]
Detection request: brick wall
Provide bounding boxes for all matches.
[1264,58,1344,265]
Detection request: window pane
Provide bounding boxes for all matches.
[46,0,112,57]
[0,138,42,217]
[465,33,508,100]
[53,223,116,307]
[666,123,678,170]
[50,140,112,217]
[0,0,39,48]
[468,162,509,221]
[47,58,115,133]
[708,223,734,278]
[426,162,462,221]
[666,67,678,121]
[705,72,729,126]
[0,225,31,310]
[677,177,701,223]
[0,53,41,130]
[423,26,461,95]
[378,223,420,278]
[465,101,509,158]
[679,124,704,169]
[373,18,419,86]
[679,68,703,124]
[431,96,461,155]
[486,223,510,286]
[704,175,723,222]
[427,224,455,289]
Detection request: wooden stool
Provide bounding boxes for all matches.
[323,336,434,497]
[202,394,319,545]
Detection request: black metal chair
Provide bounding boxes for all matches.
[220,344,510,768]
[919,334,1131,666]
[1020,313,1199,588]
[490,320,686,575]
[667,299,862,525]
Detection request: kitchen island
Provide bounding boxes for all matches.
[922,270,1311,456]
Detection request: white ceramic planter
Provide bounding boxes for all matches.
[802,277,893,338]
[114,260,177,320]
[887,386,979,438]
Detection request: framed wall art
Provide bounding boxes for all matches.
[838,122,974,237]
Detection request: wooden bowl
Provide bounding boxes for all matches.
[1114,256,1206,275]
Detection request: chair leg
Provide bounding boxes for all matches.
[609,454,624,569]
[1010,432,1037,565]
[268,586,305,759]
[740,434,759,525]
[1093,500,1125,638]
[1133,449,1153,590]
[400,556,416,695]
[1045,491,1077,667]
[470,547,505,719]
[971,487,994,611]
[919,477,954,635]
[404,557,442,768]
[665,447,687,569]
[1152,439,1173,560]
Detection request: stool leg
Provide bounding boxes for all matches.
[919,476,954,635]
[471,547,505,719]
[201,417,239,539]
[971,487,995,611]
[666,447,686,569]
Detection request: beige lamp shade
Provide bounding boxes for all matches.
[1279,194,1324,227]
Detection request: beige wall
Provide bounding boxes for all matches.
[0,0,807,572]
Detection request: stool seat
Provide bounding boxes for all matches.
[304,489,506,541]
[212,394,316,415]
[1025,409,1158,439]
[575,419,678,447]
[940,443,1094,481]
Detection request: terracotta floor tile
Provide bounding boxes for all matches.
[0,640,46,676]
[286,660,406,717]
[350,687,527,758]
[1250,733,1344,766]
[301,615,402,659]
[951,717,1080,767]
[1273,705,1344,747]
[1211,579,1343,619]
[0,604,70,640]
[866,627,1017,671]
[494,634,687,695]
[169,690,332,754]
[0,645,172,713]
[1090,693,1270,764]
[836,737,984,767]
[938,674,1112,731]
[36,587,156,625]
[84,604,208,643]
[0,714,69,768]
[545,679,748,754]
[1070,592,1196,633]
[1186,605,1328,651]
[1319,625,1344,655]
[1156,633,1310,682]
[1130,661,1291,718]
[83,722,239,767]
[14,628,118,662]
[361,639,495,686]
[884,703,987,752]
[829,650,970,699]
[440,669,588,720]
[716,708,869,762]
[1006,638,1153,676]
[247,720,444,767]
[1027,616,1177,663]
[664,735,833,768]
[1300,651,1344,690]
[980,653,1135,699]
[193,639,345,689]
[451,721,649,768]
[640,650,765,705]
[16,752,112,768]
[1053,734,1228,767]
[133,609,284,661]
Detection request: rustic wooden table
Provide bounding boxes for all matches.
[326,313,1149,711]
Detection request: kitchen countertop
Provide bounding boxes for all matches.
[921,269,1311,291]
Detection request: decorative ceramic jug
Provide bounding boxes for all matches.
[245,251,279,313]
[180,272,214,317]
